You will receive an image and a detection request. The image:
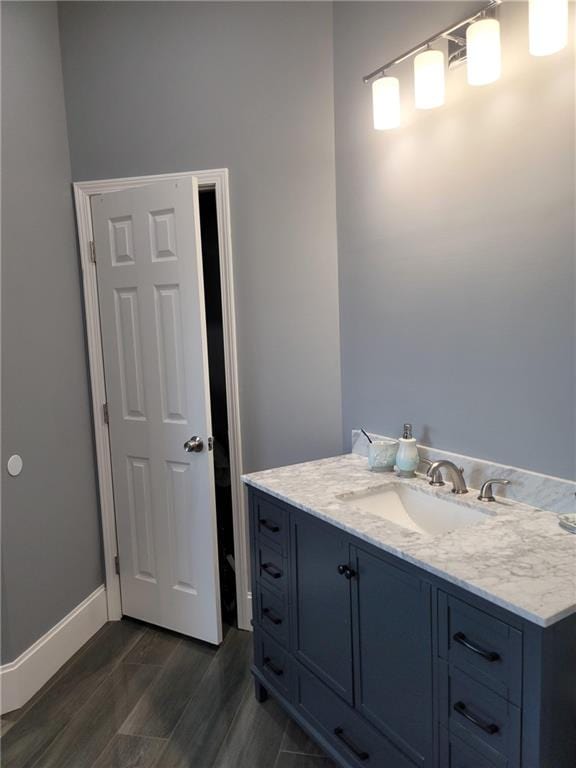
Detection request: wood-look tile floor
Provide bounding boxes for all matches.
[0,620,335,768]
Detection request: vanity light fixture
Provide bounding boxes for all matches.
[529,0,568,57]
[466,16,502,86]
[414,48,445,109]
[372,75,401,130]
[364,0,503,128]
[363,1,501,84]
[364,0,573,130]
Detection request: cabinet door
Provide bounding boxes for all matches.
[352,547,433,767]
[291,510,354,703]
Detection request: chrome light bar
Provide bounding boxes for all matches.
[362,0,502,83]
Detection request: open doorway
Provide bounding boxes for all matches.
[74,169,250,641]
[199,188,237,627]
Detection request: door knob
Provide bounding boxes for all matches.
[184,436,204,453]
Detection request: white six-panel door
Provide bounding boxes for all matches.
[91,179,222,644]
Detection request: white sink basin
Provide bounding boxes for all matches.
[338,483,491,537]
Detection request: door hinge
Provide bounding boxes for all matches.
[103,403,109,424]
[114,554,120,575]
[89,241,96,263]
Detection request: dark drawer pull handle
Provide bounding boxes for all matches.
[260,519,280,533]
[337,564,356,580]
[334,727,369,761]
[453,632,500,662]
[453,701,499,735]
[262,562,282,579]
[262,607,283,626]
[263,656,284,676]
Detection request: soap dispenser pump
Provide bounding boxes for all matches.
[396,423,419,478]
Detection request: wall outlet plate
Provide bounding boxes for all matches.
[7,454,23,477]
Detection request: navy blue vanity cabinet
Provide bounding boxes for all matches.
[248,488,576,768]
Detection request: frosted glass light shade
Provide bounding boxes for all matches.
[529,0,568,56]
[467,18,502,86]
[414,49,445,109]
[372,76,401,130]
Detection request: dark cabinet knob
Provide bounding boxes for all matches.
[337,564,356,580]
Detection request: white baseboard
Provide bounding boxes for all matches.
[0,585,107,714]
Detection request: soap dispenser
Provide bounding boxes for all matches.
[396,423,419,477]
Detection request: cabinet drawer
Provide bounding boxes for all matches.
[294,661,415,768]
[440,728,500,768]
[254,583,289,647]
[254,495,288,553]
[256,540,288,594]
[439,593,522,704]
[254,628,292,699]
[439,665,521,767]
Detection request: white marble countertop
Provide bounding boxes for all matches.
[243,453,576,627]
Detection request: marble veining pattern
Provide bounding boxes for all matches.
[351,430,576,514]
[243,453,576,627]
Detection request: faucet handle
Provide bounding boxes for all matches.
[420,458,445,487]
[478,478,511,502]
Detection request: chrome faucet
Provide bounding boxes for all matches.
[427,460,468,494]
[419,458,445,487]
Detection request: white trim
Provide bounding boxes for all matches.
[0,586,107,714]
[73,183,122,620]
[73,170,251,631]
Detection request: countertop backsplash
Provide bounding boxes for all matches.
[351,430,576,515]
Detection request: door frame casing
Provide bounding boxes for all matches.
[73,168,251,632]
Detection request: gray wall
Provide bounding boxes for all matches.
[1,2,103,662]
[58,1,343,474]
[334,2,575,479]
